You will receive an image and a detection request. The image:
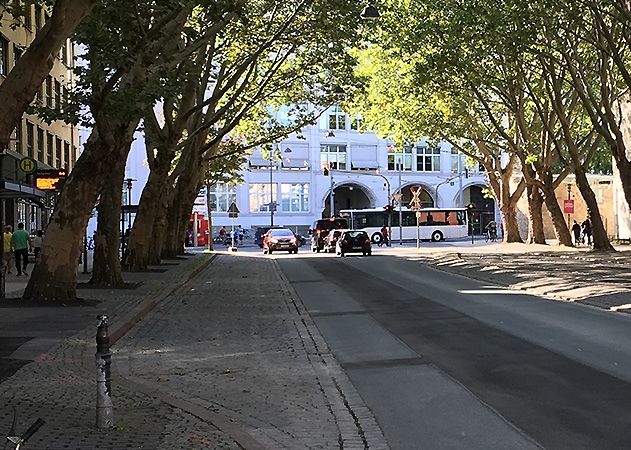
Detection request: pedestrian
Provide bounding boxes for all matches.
[32,230,43,260]
[238,225,244,245]
[11,223,31,276]
[571,220,581,245]
[380,225,389,247]
[581,217,592,246]
[3,225,13,274]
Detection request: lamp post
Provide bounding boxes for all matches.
[269,150,275,227]
[567,183,572,227]
[397,155,403,245]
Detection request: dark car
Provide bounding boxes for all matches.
[310,217,349,252]
[263,228,299,254]
[336,230,372,257]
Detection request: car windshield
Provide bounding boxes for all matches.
[345,231,368,239]
[270,229,294,237]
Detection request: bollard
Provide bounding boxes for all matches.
[95,315,114,429]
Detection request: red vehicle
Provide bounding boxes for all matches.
[263,228,299,254]
[188,213,209,246]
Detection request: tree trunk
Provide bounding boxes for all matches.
[541,177,573,247]
[123,149,175,271]
[574,165,614,251]
[148,194,169,264]
[23,121,139,302]
[89,156,126,286]
[0,0,97,150]
[525,184,546,244]
[206,183,214,251]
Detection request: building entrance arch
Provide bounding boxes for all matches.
[322,182,375,217]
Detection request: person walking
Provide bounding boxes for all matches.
[380,225,389,247]
[571,220,581,245]
[581,218,593,246]
[12,223,31,276]
[219,226,227,245]
[3,225,13,274]
[32,230,43,260]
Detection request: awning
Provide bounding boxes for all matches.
[0,180,47,206]
[248,149,270,167]
[281,143,309,169]
[351,160,379,170]
[351,144,378,169]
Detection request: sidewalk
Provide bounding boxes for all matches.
[0,251,387,449]
[404,242,631,313]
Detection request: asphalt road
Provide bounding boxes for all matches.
[277,252,631,450]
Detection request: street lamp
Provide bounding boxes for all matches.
[269,146,292,226]
[397,154,403,245]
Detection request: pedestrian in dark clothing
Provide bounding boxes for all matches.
[581,218,592,245]
[571,221,581,245]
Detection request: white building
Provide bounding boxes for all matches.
[208,106,495,235]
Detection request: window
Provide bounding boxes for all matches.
[451,149,464,173]
[249,183,275,213]
[13,44,22,68]
[64,141,70,168]
[34,83,43,105]
[281,183,309,213]
[327,105,346,130]
[24,4,32,29]
[320,144,347,170]
[416,145,441,172]
[25,122,33,156]
[209,182,237,212]
[34,5,42,32]
[71,146,77,167]
[46,132,54,165]
[55,137,62,167]
[36,127,44,160]
[46,76,53,107]
[54,80,61,108]
[387,145,413,171]
[0,36,8,76]
[13,121,23,153]
[61,40,68,65]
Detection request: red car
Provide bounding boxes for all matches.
[263,228,299,254]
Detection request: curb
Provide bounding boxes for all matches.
[109,254,215,345]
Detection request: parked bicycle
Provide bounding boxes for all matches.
[4,408,44,450]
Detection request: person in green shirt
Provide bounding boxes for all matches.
[11,223,31,276]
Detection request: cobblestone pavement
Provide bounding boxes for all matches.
[0,254,239,449]
[115,254,388,450]
[411,243,631,313]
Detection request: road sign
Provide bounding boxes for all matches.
[410,185,423,211]
[228,202,239,218]
[19,157,37,174]
[563,199,574,214]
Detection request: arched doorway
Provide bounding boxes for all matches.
[465,184,496,235]
[322,182,373,217]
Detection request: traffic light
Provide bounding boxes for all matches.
[384,204,394,214]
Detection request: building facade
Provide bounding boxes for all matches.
[0,5,79,231]
[208,106,492,235]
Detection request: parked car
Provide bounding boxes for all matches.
[324,229,347,253]
[263,228,300,254]
[336,230,372,257]
[310,217,349,252]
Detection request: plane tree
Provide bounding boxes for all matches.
[24,0,240,300]
[0,0,98,152]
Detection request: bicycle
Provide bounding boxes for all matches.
[4,408,44,450]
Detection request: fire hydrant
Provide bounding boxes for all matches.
[95,315,114,428]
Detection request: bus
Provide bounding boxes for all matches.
[338,207,468,243]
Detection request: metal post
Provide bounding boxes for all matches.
[398,157,403,245]
[95,315,114,429]
[458,154,463,207]
[567,183,571,227]
[330,172,335,217]
[269,156,274,227]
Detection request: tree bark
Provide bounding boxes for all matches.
[123,146,176,270]
[574,165,614,251]
[0,0,97,150]
[526,184,546,244]
[206,183,214,251]
[541,177,574,247]
[89,155,126,286]
[23,120,138,302]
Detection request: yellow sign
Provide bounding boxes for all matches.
[35,177,62,190]
[19,157,37,174]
